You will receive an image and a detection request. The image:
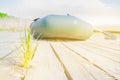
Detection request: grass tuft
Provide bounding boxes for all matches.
[18,29,38,68]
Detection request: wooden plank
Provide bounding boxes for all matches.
[63,42,120,80]
[0,32,21,58]
[0,32,119,80]
[0,32,21,80]
[0,43,20,58]
[51,42,100,80]
[25,41,67,80]
[50,43,118,80]
[0,64,20,80]
[0,32,21,42]
[87,33,120,50]
[70,42,120,63]
[0,45,21,80]
[86,40,120,51]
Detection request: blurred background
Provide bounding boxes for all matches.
[0,0,120,32]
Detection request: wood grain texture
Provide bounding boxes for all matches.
[0,33,120,80]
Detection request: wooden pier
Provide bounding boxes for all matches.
[0,32,120,80]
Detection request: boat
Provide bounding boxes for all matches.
[30,14,93,40]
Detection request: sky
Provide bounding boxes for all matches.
[0,0,120,25]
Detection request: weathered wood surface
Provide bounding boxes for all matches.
[0,32,120,80]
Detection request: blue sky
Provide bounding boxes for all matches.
[0,0,120,25]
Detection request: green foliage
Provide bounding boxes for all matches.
[0,12,8,18]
